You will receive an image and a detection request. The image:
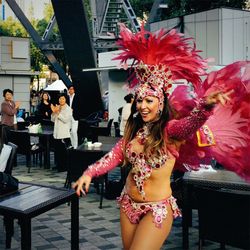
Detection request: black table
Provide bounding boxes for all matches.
[182,170,250,249]
[0,183,79,250]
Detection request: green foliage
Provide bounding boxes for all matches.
[43,3,54,22]
[129,0,247,20]
[0,17,27,37]
[162,0,247,19]
[130,0,154,19]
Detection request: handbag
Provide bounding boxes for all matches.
[0,172,19,195]
[28,123,42,133]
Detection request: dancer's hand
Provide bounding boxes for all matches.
[206,89,234,106]
[72,175,92,197]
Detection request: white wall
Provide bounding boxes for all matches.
[150,17,180,32]
[0,37,30,70]
[150,8,250,66]
[0,36,32,113]
[220,8,250,64]
[108,71,128,122]
[98,51,130,122]
[0,75,30,111]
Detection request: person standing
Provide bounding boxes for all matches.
[73,24,250,250]
[30,90,39,115]
[119,93,134,136]
[37,92,52,120]
[67,85,80,149]
[51,93,72,172]
[1,89,20,145]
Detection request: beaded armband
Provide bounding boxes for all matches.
[166,98,214,141]
[84,139,124,178]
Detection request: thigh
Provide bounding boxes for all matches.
[130,204,174,250]
[120,209,138,250]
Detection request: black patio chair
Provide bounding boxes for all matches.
[7,130,45,173]
[65,148,107,208]
[90,119,114,142]
[2,142,18,249]
[196,187,250,249]
[113,122,121,137]
[3,142,18,175]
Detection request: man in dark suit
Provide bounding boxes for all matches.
[67,85,80,148]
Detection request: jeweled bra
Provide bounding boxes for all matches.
[126,123,168,199]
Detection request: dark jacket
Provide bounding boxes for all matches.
[67,94,80,120]
[37,101,52,119]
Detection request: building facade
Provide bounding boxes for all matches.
[150,7,250,65]
[0,36,37,113]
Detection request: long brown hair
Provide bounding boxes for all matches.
[123,93,173,162]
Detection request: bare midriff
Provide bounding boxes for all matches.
[125,137,176,202]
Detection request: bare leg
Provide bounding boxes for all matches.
[129,204,173,250]
[120,209,138,250]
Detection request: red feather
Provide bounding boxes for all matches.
[113,23,208,90]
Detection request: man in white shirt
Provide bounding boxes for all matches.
[68,86,79,148]
[120,93,134,136]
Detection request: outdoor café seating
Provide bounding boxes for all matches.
[7,130,45,172]
[65,147,106,208]
[89,119,113,142]
[3,142,18,176]
[196,187,250,250]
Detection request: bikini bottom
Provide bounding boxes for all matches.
[117,190,182,228]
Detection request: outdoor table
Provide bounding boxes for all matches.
[18,128,53,169]
[182,169,250,249]
[0,182,79,250]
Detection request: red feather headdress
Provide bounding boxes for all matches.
[113,23,208,103]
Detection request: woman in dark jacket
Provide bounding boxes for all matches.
[37,92,52,120]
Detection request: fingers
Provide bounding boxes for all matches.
[224,89,234,100]
[72,175,91,197]
[218,94,226,105]
[218,89,234,105]
[73,182,86,197]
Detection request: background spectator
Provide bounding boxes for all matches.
[51,93,72,172]
[37,92,52,120]
[67,85,80,149]
[30,90,39,115]
[1,89,20,145]
[119,93,134,136]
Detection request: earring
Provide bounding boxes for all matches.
[133,112,139,118]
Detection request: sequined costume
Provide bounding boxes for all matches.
[84,98,212,181]
[82,23,250,232]
[117,189,181,228]
[83,98,212,224]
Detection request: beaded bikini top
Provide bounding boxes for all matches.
[126,124,168,199]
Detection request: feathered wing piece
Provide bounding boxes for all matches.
[168,85,196,117]
[114,23,250,181]
[171,63,250,181]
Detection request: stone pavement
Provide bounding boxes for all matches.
[0,156,242,250]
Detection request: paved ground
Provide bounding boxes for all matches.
[0,154,242,250]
